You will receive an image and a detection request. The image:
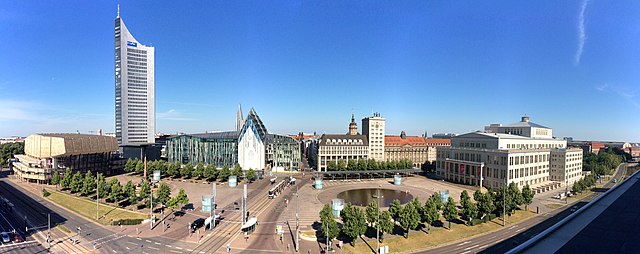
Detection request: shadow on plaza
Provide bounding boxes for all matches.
[0,179,67,238]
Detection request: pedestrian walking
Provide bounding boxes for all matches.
[287,243,290,251]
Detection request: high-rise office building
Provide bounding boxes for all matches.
[362,113,385,161]
[114,8,155,146]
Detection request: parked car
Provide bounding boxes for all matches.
[1,232,10,243]
[191,218,205,231]
[13,233,24,243]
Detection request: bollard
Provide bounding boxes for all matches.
[536,206,539,214]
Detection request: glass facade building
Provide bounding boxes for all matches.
[167,132,239,167]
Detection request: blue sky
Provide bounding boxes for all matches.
[1,1,639,142]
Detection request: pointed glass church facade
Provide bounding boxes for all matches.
[166,107,301,170]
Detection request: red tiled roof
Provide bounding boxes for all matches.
[385,136,427,147]
[589,142,605,150]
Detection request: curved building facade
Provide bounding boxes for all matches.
[115,13,155,146]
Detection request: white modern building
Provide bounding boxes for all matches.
[549,148,583,186]
[436,116,579,192]
[114,10,155,146]
[237,108,267,171]
[362,113,385,161]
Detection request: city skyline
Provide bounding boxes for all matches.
[1,1,639,142]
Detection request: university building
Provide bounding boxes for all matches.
[316,114,370,171]
[436,116,582,191]
[114,10,155,146]
[167,107,301,171]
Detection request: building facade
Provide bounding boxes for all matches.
[12,134,119,184]
[436,116,574,190]
[267,134,301,171]
[362,113,385,161]
[115,12,155,146]
[167,107,301,171]
[166,132,239,167]
[549,148,583,185]
[317,134,369,171]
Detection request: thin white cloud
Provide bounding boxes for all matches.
[575,0,589,65]
[595,83,609,91]
[157,109,194,121]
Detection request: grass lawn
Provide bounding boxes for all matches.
[544,203,564,210]
[342,210,535,254]
[45,189,148,225]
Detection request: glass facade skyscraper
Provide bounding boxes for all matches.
[114,12,155,146]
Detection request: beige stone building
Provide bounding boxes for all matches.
[12,134,118,184]
[317,134,369,171]
[549,148,583,186]
[362,113,385,161]
[384,131,451,168]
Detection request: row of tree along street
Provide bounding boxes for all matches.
[48,169,189,215]
[320,183,535,247]
[583,148,628,176]
[124,159,257,183]
[326,158,415,171]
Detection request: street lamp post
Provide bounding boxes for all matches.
[96,171,99,220]
[565,178,568,204]
[376,186,380,254]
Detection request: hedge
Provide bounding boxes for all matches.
[111,218,144,226]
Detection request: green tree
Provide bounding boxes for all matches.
[109,179,123,203]
[124,180,137,202]
[139,180,150,200]
[246,168,256,182]
[167,162,180,178]
[342,205,367,246]
[460,190,470,210]
[378,210,394,242]
[319,204,340,247]
[399,200,421,238]
[367,159,377,171]
[156,182,172,205]
[135,160,144,175]
[494,186,508,217]
[96,173,108,199]
[157,161,168,176]
[430,192,443,211]
[337,159,346,171]
[124,159,136,173]
[204,164,218,181]
[70,171,83,194]
[508,182,523,212]
[60,169,72,189]
[327,161,337,171]
[232,163,242,177]
[521,184,534,211]
[422,198,440,233]
[365,201,379,227]
[167,188,189,210]
[194,163,204,179]
[443,197,458,230]
[181,163,193,179]
[81,171,96,196]
[219,164,231,181]
[464,202,478,224]
[389,199,403,221]
[0,142,24,167]
[50,170,61,186]
[357,158,367,171]
[347,159,357,171]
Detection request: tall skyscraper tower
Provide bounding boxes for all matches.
[114,8,155,146]
[362,112,385,161]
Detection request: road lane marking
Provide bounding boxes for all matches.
[127,241,137,245]
[187,249,193,251]
[148,246,159,250]
[145,240,151,243]
[176,247,183,250]
[457,241,470,246]
[169,250,181,253]
[464,244,480,250]
[154,242,161,245]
